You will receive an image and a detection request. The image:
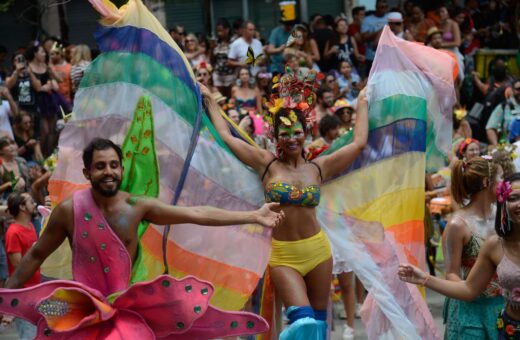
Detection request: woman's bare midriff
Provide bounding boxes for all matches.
[271,205,321,241]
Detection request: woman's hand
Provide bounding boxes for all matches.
[25,139,37,148]
[358,86,367,103]
[14,177,25,191]
[255,203,285,228]
[398,264,428,285]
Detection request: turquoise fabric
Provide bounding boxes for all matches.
[279,317,327,340]
[443,296,505,339]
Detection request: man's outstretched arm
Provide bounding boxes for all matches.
[5,202,70,289]
[139,197,284,229]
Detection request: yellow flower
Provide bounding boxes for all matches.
[280,117,292,126]
[289,110,297,123]
[497,317,504,329]
[268,98,284,114]
[272,75,279,84]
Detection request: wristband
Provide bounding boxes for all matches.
[420,273,430,286]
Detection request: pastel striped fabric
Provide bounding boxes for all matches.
[46,0,270,311]
[317,27,454,339]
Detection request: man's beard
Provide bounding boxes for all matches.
[91,176,121,197]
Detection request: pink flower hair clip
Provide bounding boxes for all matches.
[496,180,512,203]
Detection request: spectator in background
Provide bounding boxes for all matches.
[13,113,43,164]
[4,192,40,339]
[26,44,60,156]
[169,24,186,50]
[337,60,361,102]
[361,0,389,72]
[211,18,234,98]
[195,62,218,94]
[42,37,57,54]
[266,13,294,74]
[334,99,356,135]
[325,72,341,100]
[438,5,462,49]
[0,137,29,203]
[231,67,262,135]
[49,42,72,104]
[256,72,271,99]
[6,53,41,127]
[0,86,17,138]
[70,44,92,95]
[325,18,364,74]
[231,18,245,42]
[348,6,367,77]
[307,115,341,159]
[184,33,208,68]
[312,15,335,72]
[405,4,436,43]
[387,12,414,40]
[228,21,265,76]
[487,78,520,145]
[314,87,335,122]
[284,24,320,71]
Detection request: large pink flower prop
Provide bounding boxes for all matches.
[0,275,267,339]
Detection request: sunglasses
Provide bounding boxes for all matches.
[186,39,196,43]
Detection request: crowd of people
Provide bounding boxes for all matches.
[0,0,518,339]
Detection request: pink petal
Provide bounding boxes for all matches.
[159,305,268,339]
[113,275,213,337]
[0,280,98,325]
[35,309,154,340]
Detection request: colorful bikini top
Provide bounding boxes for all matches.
[262,159,322,207]
[497,251,520,310]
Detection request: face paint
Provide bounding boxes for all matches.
[278,122,304,141]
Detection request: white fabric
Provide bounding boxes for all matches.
[0,101,13,139]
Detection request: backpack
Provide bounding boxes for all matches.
[467,83,507,143]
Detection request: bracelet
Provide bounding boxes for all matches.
[420,273,430,286]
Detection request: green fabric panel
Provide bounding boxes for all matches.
[80,51,198,125]
[323,94,427,155]
[120,95,160,200]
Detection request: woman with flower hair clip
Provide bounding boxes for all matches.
[399,172,520,340]
[202,67,368,338]
[443,156,504,339]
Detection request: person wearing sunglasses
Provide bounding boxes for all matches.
[387,12,414,41]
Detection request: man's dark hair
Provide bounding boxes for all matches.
[352,6,366,17]
[6,192,26,218]
[82,138,123,169]
[493,62,507,83]
[319,115,341,137]
[317,86,333,100]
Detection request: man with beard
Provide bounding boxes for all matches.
[4,138,284,290]
[4,192,40,339]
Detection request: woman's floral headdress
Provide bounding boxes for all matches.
[263,67,323,137]
[50,42,65,55]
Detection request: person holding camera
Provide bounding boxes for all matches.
[5,53,41,120]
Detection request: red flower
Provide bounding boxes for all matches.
[506,324,515,336]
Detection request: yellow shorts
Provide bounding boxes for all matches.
[269,229,332,276]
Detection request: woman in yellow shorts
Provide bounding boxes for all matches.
[202,69,368,338]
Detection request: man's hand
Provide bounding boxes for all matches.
[255,202,284,228]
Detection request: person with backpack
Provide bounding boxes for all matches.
[486,78,520,145]
[466,62,509,143]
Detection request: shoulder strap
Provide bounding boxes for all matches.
[308,161,323,182]
[261,158,277,182]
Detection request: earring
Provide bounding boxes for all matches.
[236,79,242,87]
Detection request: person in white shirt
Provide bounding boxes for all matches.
[0,87,16,139]
[228,21,265,76]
